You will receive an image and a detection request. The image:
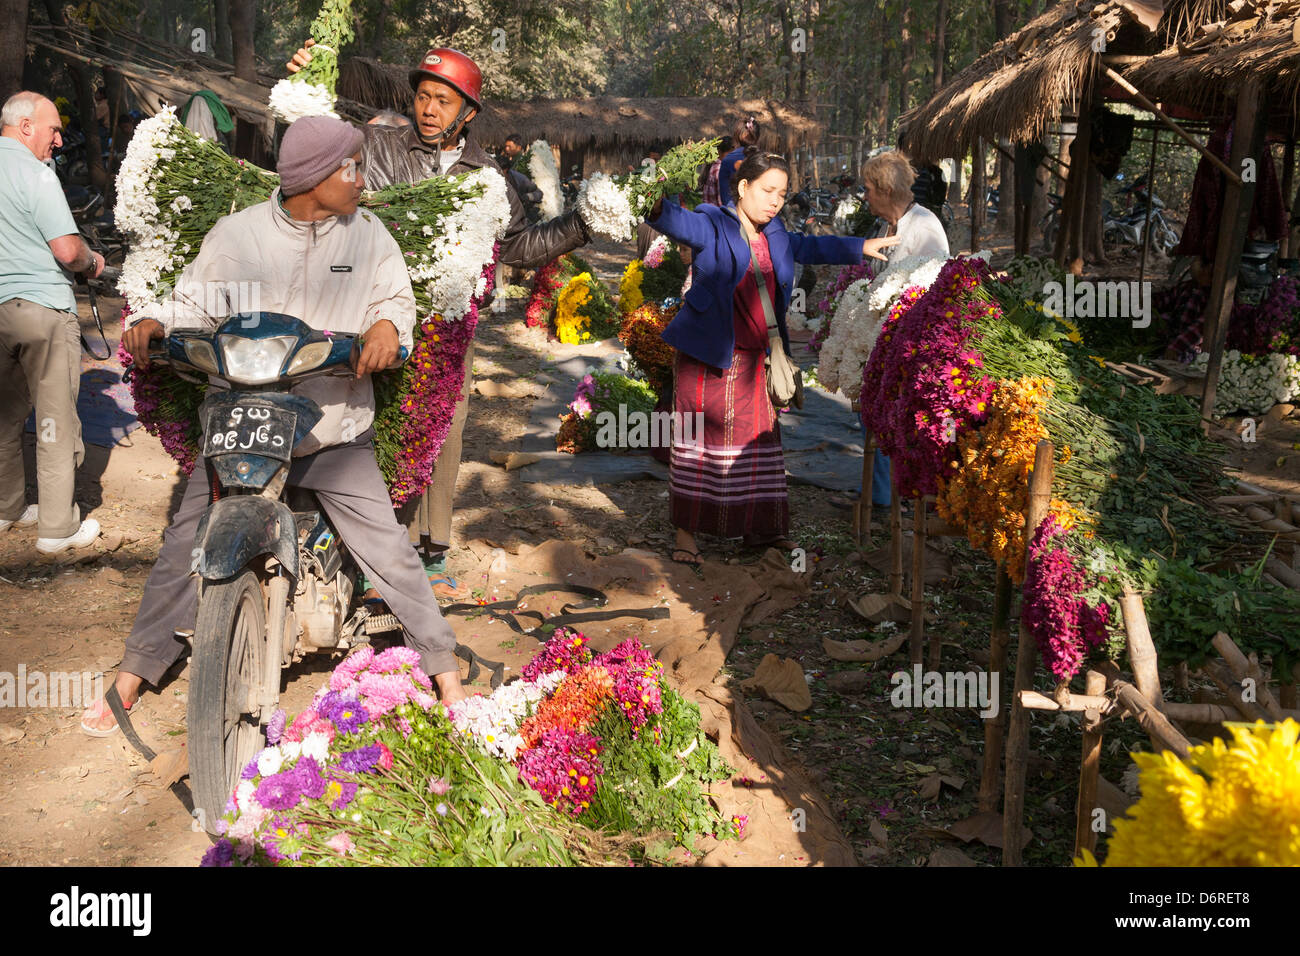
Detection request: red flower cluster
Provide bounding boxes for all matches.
[861,258,997,498]
[516,728,603,817]
[525,258,567,328]
[1021,515,1111,682]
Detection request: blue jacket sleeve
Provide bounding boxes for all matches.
[787,232,864,266]
[647,199,713,253]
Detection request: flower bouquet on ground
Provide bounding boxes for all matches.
[556,371,658,454]
[113,107,510,505]
[554,272,619,344]
[200,646,634,866]
[448,631,735,852]
[618,303,677,394]
[1077,719,1300,866]
[525,252,590,329]
[618,237,687,314]
[577,139,721,242]
[268,0,352,123]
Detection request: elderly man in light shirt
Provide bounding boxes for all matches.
[0,92,106,553]
[82,115,468,738]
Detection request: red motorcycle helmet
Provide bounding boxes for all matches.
[409,48,483,109]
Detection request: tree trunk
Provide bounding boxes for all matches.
[1084,163,1106,264]
[370,0,393,59]
[229,0,258,160]
[876,3,892,143]
[0,0,29,99]
[42,0,109,191]
[213,0,233,62]
[799,0,811,100]
[932,0,948,92]
[897,4,913,122]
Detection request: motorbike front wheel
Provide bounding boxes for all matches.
[188,570,267,834]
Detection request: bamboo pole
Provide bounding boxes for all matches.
[1003,439,1055,866]
[911,497,927,667]
[978,570,1012,813]
[1074,669,1107,859]
[855,432,876,547]
[1112,681,1192,758]
[1210,632,1284,720]
[971,138,985,253]
[1019,689,1110,712]
[1162,700,1300,723]
[1121,588,1164,711]
[1201,660,1272,723]
[1101,66,1242,186]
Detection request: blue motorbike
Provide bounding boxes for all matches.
[149,312,405,831]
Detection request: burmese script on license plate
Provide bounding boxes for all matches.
[203,403,296,461]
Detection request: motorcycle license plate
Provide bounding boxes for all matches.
[203,403,296,461]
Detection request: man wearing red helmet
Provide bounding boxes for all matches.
[288,43,591,596]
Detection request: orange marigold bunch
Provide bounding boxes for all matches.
[936,376,1052,582]
[519,665,615,749]
[618,303,678,394]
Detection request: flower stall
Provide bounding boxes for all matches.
[839,251,1300,864]
[618,236,688,316]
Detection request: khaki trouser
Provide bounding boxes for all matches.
[0,298,83,538]
[399,340,473,553]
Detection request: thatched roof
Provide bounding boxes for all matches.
[1125,0,1300,124]
[338,57,822,152]
[898,1,1160,160]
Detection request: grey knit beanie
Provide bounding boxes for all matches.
[278,115,365,196]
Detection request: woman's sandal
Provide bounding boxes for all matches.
[671,548,703,567]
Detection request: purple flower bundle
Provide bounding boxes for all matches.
[117,306,202,474]
[1021,515,1111,682]
[861,258,997,498]
[521,628,593,681]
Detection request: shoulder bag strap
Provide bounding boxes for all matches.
[725,208,781,342]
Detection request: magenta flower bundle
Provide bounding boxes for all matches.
[516,728,604,816]
[117,305,203,473]
[1021,515,1112,682]
[521,629,593,681]
[861,258,997,497]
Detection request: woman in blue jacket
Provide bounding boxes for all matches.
[648,148,897,565]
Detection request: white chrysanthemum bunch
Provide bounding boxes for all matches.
[817,255,946,399]
[114,108,189,306]
[1196,350,1300,415]
[526,139,563,221]
[445,671,565,760]
[576,172,636,242]
[832,196,861,234]
[408,167,512,320]
[268,77,339,124]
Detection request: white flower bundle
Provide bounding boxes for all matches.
[817,255,946,399]
[1195,349,1300,416]
[445,671,566,760]
[576,171,637,242]
[268,78,339,124]
[525,139,563,221]
[267,0,353,123]
[832,196,862,234]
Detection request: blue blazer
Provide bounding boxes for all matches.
[648,199,864,370]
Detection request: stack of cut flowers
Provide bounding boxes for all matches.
[202,631,735,866]
[555,371,657,454]
[618,237,688,314]
[524,252,591,330]
[554,271,619,344]
[576,139,720,242]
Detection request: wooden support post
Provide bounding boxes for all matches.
[1074,669,1107,859]
[1174,661,1189,692]
[1210,631,1284,719]
[971,138,985,253]
[1138,126,1159,286]
[1002,439,1055,866]
[1067,101,1094,277]
[1202,660,1272,722]
[856,432,876,547]
[889,487,903,598]
[1201,77,1266,424]
[1112,682,1192,758]
[978,570,1012,813]
[910,497,927,667]
[1121,588,1164,711]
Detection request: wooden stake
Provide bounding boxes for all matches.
[1121,588,1164,711]
[1201,660,1272,723]
[1020,689,1110,712]
[858,432,876,547]
[911,497,927,667]
[1002,439,1055,866]
[1210,632,1284,720]
[889,487,903,598]
[1074,669,1107,859]
[978,570,1012,813]
[1112,681,1192,759]
[1174,661,1189,692]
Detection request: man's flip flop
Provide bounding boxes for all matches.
[80,696,121,738]
[80,686,146,750]
[429,573,468,600]
[671,548,703,567]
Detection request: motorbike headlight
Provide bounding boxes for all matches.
[218,334,297,385]
[182,339,220,374]
[285,341,334,376]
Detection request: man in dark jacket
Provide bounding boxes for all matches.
[289,44,591,595]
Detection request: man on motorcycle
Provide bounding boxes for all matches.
[82,114,469,737]
[288,44,592,597]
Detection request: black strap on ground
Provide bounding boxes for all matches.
[106,683,156,761]
[443,583,671,687]
[78,272,113,361]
